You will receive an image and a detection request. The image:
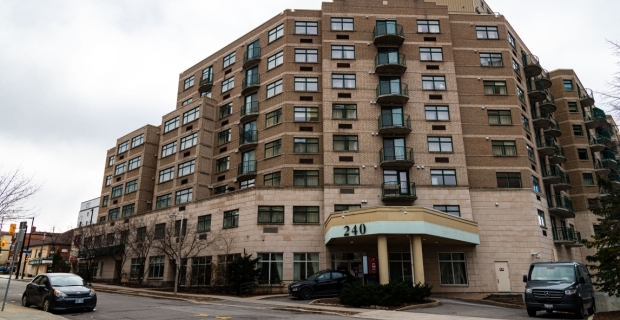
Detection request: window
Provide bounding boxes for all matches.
[487,110,511,125]
[420,47,443,61]
[214,185,227,195]
[180,133,198,150]
[122,204,135,217]
[265,109,282,127]
[240,179,255,189]
[295,21,318,35]
[114,163,126,176]
[164,117,179,133]
[219,103,232,119]
[483,81,507,95]
[563,80,574,90]
[573,125,584,136]
[593,225,602,237]
[221,77,234,93]
[223,52,236,68]
[148,256,165,278]
[202,65,213,82]
[267,79,283,97]
[295,49,318,63]
[480,53,503,67]
[175,188,192,204]
[294,170,319,187]
[201,90,212,98]
[334,168,359,185]
[293,206,320,224]
[125,180,138,194]
[537,210,546,227]
[154,223,166,239]
[433,205,460,217]
[425,106,450,121]
[512,59,520,75]
[332,104,357,119]
[216,157,230,173]
[265,140,282,158]
[578,149,589,160]
[159,167,174,183]
[156,193,171,209]
[257,253,283,284]
[293,253,319,281]
[128,157,141,171]
[102,196,109,207]
[428,137,453,153]
[108,208,119,221]
[183,75,194,90]
[583,173,595,186]
[422,76,446,90]
[118,141,129,154]
[161,142,176,158]
[173,219,188,237]
[331,45,355,59]
[269,24,284,42]
[197,215,211,232]
[476,26,499,39]
[492,141,517,156]
[496,172,522,188]
[181,98,192,106]
[264,51,284,71]
[135,227,146,242]
[431,169,457,186]
[508,32,516,48]
[517,86,525,102]
[532,176,540,192]
[108,156,114,167]
[334,205,361,212]
[131,134,144,148]
[439,253,468,285]
[258,206,284,224]
[333,135,358,151]
[178,160,195,177]
[568,102,579,113]
[182,107,199,124]
[223,209,239,228]
[331,17,353,31]
[294,77,318,91]
[264,172,281,186]
[105,175,112,186]
[332,74,356,88]
[527,145,535,161]
[130,258,145,279]
[417,20,440,33]
[294,107,319,122]
[218,129,231,145]
[294,138,319,153]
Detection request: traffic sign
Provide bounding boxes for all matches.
[22,250,32,255]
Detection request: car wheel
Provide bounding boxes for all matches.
[21,295,29,307]
[43,299,52,313]
[526,308,537,317]
[300,288,313,300]
[574,301,586,319]
[587,299,596,315]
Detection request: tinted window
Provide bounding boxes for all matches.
[40,277,50,287]
[49,275,85,286]
[32,275,43,284]
[332,272,345,279]
[316,273,331,281]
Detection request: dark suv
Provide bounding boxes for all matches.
[288,270,355,299]
[523,262,595,318]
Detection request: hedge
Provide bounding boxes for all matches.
[339,282,432,307]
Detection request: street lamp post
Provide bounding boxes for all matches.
[170,213,184,295]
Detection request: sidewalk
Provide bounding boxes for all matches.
[0,304,65,320]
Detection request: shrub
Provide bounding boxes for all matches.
[339,282,432,307]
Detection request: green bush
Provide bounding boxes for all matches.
[339,282,432,307]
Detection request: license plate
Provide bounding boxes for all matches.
[75,299,84,304]
[544,304,553,309]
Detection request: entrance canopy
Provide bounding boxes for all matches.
[324,206,480,246]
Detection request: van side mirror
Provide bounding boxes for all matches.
[578,276,585,284]
[522,275,528,283]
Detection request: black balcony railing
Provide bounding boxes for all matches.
[377,83,408,98]
[375,53,407,74]
[381,182,416,199]
[244,47,261,63]
[241,101,259,118]
[380,147,414,163]
[522,54,542,77]
[238,161,257,176]
[378,114,411,131]
[240,130,258,145]
[552,227,581,243]
[548,195,574,213]
[242,74,260,91]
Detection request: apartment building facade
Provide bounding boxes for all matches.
[87,0,616,293]
[77,197,100,227]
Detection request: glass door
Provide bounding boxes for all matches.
[383,170,410,196]
[242,121,257,144]
[247,39,260,60]
[377,48,399,65]
[244,93,258,115]
[379,76,401,95]
[383,138,406,161]
[376,20,397,35]
[241,150,256,173]
[381,107,403,127]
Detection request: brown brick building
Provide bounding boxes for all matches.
[89,0,616,293]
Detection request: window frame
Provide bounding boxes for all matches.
[496,172,522,188]
[433,205,461,217]
[487,110,512,125]
[479,53,503,67]
[223,209,239,229]
[131,134,144,148]
[420,47,443,61]
[331,74,356,89]
[267,51,284,70]
[422,76,447,91]
[294,77,318,92]
[583,173,595,186]
[331,17,354,31]
[183,107,200,125]
[333,135,359,151]
[563,79,574,91]
[438,252,468,285]
[265,109,282,127]
[175,188,193,205]
[265,139,282,158]
[218,129,232,146]
[216,157,230,173]
[293,170,319,187]
[334,168,360,185]
[568,102,579,113]
[483,81,508,95]
[425,106,450,121]
[118,141,129,154]
[293,206,320,224]
[417,20,440,33]
[164,117,179,133]
[294,107,319,122]
[223,52,236,68]
[178,160,195,177]
[266,79,283,98]
[125,180,138,194]
[268,24,284,43]
[476,26,499,39]
[573,124,584,136]
[427,137,453,153]
[257,206,285,224]
[295,21,318,35]
[332,104,357,119]
[159,167,174,183]
[122,204,135,217]
[331,45,355,60]
[264,172,281,186]
[431,169,457,186]
[221,77,234,93]
[294,138,319,154]
[148,256,165,278]
[114,162,126,176]
[219,103,233,119]
[492,140,517,156]
[111,185,123,198]
[577,149,589,160]
[161,141,177,158]
[180,133,198,150]
[183,76,194,90]
[294,49,318,63]
[537,210,546,228]
[197,215,212,232]
[156,194,172,209]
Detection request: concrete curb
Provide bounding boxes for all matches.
[395,299,441,311]
[309,299,440,311]
[448,297,526,310]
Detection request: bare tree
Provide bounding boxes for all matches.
[46,230,74,273]
[124,217,158,285]
[211,229,239,286]
[0,165,42,220]
[601,40,620,112]
[73,223,109,281]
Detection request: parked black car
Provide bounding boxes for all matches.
[22,273,97,313]
[523,262,595,318]
[288,270,355,299]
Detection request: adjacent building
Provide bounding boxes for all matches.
[77,198,100,227]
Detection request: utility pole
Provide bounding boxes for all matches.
[21,217,34,279]
[2,229,25,311]
[170,213,184,295]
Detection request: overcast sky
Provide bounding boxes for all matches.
[1,0,618,232]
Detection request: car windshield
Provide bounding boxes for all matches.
[49,275,86,287]
[306,271,325,281]
[529,265,575,282]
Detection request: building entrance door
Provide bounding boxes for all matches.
[332,253,363,283]
[495,261,511,292]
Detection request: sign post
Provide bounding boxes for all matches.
[2,229,25,312]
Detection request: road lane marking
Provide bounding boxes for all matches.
[194,314,208,317]
[215,317,231,320]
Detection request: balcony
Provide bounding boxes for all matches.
[579,87,595,107]
[595,160,612,175]
[553,171,572,191]
[376,83,409,105]
[532,110,553,128]
[239,130,258,151]
[547,195,575,218]
[543,118,561,138]
[243,47,261,69]
[584,113,601,129]
[542,165,563,185]
[380,147,414,169]
[537,94,557,113]
[378,114,412,136]
[609,174,620,185]
[528,81,547,103]
[523,54,542,78]
[589,136,606,152]
[593,107,608,127]
[552,227,582,247]
[381,182,417,203]
[237,161,257,180]
[375,53,407,74]
[536,138,558,157]
[601,151,619,170]
[240,101,259,122]
[198,76,213,93]
[548,146,567,164]
[241,74,260,95]
[373,24,405,46]
[597,128,613,145]
[534,69,552,89]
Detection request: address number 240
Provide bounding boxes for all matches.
[344,224,367,236]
